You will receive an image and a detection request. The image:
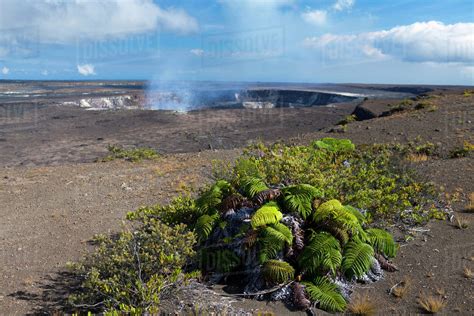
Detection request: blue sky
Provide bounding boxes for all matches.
[0,0,472,84]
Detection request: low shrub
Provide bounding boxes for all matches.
[449,141,473,159]
[338,114,357,125]
[225,138,439,223]
[68,220,197,313]
[99,145,160,162]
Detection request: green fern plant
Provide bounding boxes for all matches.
[313,200,367,241]
[195,213,219,242]
[281,184,321,219]
[263,223,293,245]
[303,277,347,312]
[239,176,269,198]
[298,231,342,275]
[342,240,374,278]
[251,202,283,228]
[320,224,350,245]
[214,249,240,273]
[366,228,397,258]
[257,227,286,263]
[344,205,367,224]
[195,180,232,214]
[262,260,295,283]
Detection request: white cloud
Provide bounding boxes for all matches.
[77,64,96,76]
[333,0,355,11]
[0,0,198,44]
[304,21,474,64]
[41,70,49,76]
[1,66,9,75]
[190,49,204,56]
[302,10,327,26]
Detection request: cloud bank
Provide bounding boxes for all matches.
[0,0,198,44]
[304,21,474,64]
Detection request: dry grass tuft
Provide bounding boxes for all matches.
[455,215,470,229]
[348,294,377,316]
[391,278,411,298]
[435,287,446,296]
[464,192,474,213]
[417,294,446,314]
[463,266,473,279]
[406,153,429,162]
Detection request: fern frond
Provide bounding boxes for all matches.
[264,223,293,245]
[258,226,285,263]
[251,202,283,228]
[219,193,247,213]
[312,199,344,223]
[366,228,397,258]
[195,213,219,241]
[262,260,295,283]
[344,205,367,224]
[196,180,232,214]
[303,277,347,312]
[215,249,240,273]
[342,241,374,278]
[313,200,367,240]
[298,232,342,275]
[254,188,281,205]
[320,224,350,245]
[281,184,321,219]
[239,176,269,198]
[243,229,259,248]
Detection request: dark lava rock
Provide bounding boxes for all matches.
[351,99,394,121]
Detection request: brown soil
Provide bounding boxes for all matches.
[0,90,473,315]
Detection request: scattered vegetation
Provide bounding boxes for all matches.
[455,215,469,229]
[347,294,377,316]
[417,293,446,314]
[338,114,357,125]
[70,138,447,313]
[463,267,473,279]
[405,153,429,162]
[390,278,411,298]
[415,101,438,112]
[448,141,474,159]
[465,192,474,213]
[389,99,413,113]
[98,145,160,162]
[463,89,472,97]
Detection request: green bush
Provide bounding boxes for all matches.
[449,141,473,158]
[223,138,438,222]
[69,220,197,313]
